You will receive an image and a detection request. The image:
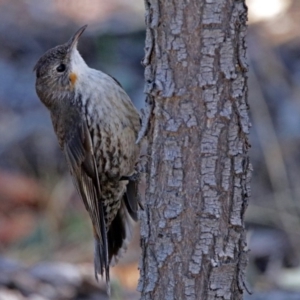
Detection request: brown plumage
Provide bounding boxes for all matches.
[34,25,141,293]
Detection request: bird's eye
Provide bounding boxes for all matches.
[56,64,66,72]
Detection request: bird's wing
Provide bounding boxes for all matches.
[63,118,109,282]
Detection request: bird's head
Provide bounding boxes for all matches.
[34,25,88,108]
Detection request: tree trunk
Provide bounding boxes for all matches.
[138,0,251,299]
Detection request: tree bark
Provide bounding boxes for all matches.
[138,0,250,299]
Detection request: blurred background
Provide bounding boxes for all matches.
[0,0,299,299]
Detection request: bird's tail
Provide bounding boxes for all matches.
[94,199,134,293]
[94,236,110,294]
[108,199,134,265]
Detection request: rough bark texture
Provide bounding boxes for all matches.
[138,0,250,299]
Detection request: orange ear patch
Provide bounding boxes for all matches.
[69,72,78,85]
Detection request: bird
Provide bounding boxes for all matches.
[34,25,141,293]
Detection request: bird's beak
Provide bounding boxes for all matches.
[67,25,88,52]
